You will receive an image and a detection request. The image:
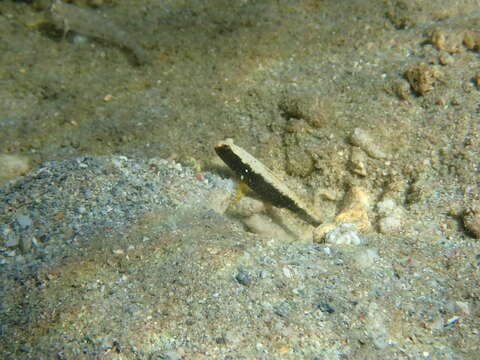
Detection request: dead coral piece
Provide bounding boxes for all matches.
[313,186,372,243]
[405,64,440,96]
[463,207,480,239]
[335,186,372,233]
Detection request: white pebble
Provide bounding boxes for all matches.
[325,224,363,245]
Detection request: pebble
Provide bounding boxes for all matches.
[463,206,480,239]
[438,51,454,66]
[235,268,252,286]
[350,128,390,160]
[350,147,368,176]
[378,216,402,234]
[376,197,404,234]
[3,226,19,248]
[16,215,33,229]
[317,301,335,313]
[404,64,441,96]
[325,223,363,245]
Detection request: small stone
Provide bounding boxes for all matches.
[160,351,182,360]
[16,215,33,229]
[31,236,40,248]
[317,301,335,313]
[2,225,18,248]
[463,30,480,51]
[4,250,16,257]
[274,301,292,317]
[325,223,363,245]
[404,64,439,96]
[378,216,402,234]
[376,198,404,234]
[438,51,454,66]
[431,29,447,51]
[350,128,390,160]
[463,207,480,239]
[350,147,368,176]
[235,268,252,286]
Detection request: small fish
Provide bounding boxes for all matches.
[215,139,322,226]
[49,0,148,65]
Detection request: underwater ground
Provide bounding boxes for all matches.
[0,0,479,358]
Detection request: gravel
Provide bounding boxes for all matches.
[0,155,233,281]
